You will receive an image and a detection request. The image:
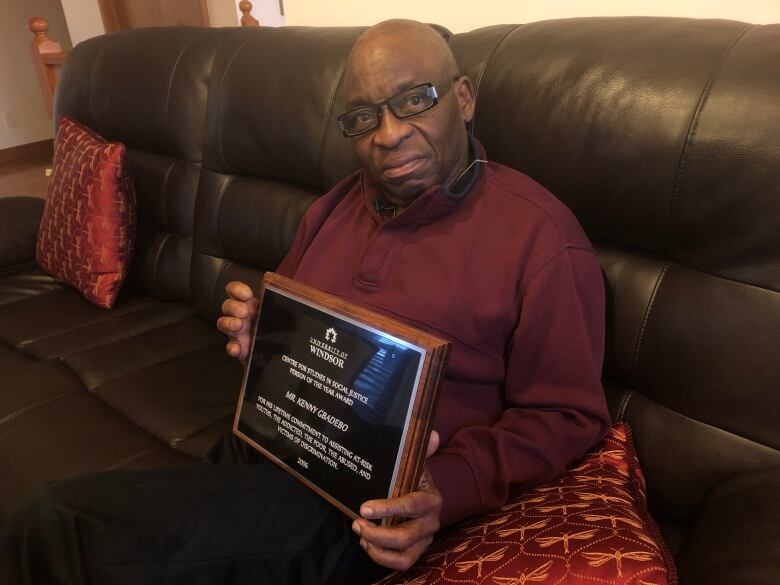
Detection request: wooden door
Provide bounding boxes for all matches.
[98,0,210,33]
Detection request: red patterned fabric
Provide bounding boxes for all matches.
[376,423,676,585]
[36,116,136,309]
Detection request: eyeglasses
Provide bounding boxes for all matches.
[338,79,457,137]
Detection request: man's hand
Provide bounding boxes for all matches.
[216,281,258,364]
[352,431,442,571]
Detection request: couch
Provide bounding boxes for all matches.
[1,17,778,583]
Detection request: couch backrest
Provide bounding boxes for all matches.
[450,18,780,528]
[189,26,365,323]
[54,27,220,302]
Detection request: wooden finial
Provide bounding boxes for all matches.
[239,1,260,26]
[28,16,64,119]
[28,17,51,41]
[28,16,60,54]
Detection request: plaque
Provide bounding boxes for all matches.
[233,272,450,523]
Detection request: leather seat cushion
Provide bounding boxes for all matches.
[0,270,244,522]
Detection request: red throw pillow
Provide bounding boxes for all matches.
[376,422,677,584]
[36,116,136,309]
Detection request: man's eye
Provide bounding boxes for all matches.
[406,94,425,107]
[395,92,430,115]
[348,110,376,128]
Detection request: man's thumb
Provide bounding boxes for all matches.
[426,430,440,458]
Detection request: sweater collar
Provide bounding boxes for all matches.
[361,136,488,229]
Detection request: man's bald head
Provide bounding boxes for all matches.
[345,20,459,94]
[341,19,475,206]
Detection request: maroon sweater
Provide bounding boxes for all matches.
[277,143,610,526]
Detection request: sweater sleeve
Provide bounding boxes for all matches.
[427,246,611,527]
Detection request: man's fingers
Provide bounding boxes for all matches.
[360,537,432,572]
[225,341,239,357]
[218,284,257,363]
[354,471,441,570]
[216,316,246,335]
[426,430,439,458]
[221,298,249,319]
[225,281,254,301]
[353,516,437,551]
[360,489,435,521]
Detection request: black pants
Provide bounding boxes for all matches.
[0,436,382,585]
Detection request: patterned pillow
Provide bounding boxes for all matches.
[36,116,136,309]
[375,423,677,585]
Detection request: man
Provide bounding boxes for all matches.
[0,19,609,584]
[220,17,609,572]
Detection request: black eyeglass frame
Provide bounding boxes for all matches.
[337,78,458,137]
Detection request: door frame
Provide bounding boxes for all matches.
[96,0,211,33]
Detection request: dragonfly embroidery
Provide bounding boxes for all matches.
[574,474,624,487]
[632,530,662,550]
[537,502,590,515]
[496,519,550,539]
[535,529,598,554]
[582,549,656,577]
[582,514,643,529]
[464,516,510,535]
[500,495,546,512]
[491,560,553,584]
[454,545,509,578]
[577,492,632,505]
[423,539,471,563]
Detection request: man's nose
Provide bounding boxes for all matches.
[373,106,413,148]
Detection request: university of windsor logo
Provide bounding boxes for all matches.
[309,327,348,369]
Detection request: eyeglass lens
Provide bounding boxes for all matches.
[340,84,438,136]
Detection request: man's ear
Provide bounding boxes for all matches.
[454,75,475,124]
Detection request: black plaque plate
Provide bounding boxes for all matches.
[233,273,449,521]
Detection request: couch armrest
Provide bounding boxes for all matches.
[675,468,780,584]
[0,197,44,270]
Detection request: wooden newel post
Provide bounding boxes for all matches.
[239,1,260,26]
[28,16,66,119]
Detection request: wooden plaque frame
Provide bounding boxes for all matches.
[233,272,450,523]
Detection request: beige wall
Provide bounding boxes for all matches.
[209,0,239,27]
[58,0,278,33]
[61,0,240,43]
[60,0,104,45]
[284,0,780,30]
[0,0,72,149]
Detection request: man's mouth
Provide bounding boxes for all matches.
[381,156,425,180]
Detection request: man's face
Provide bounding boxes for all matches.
[344,41,474,205]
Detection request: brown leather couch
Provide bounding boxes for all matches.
[1,18,778,583]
